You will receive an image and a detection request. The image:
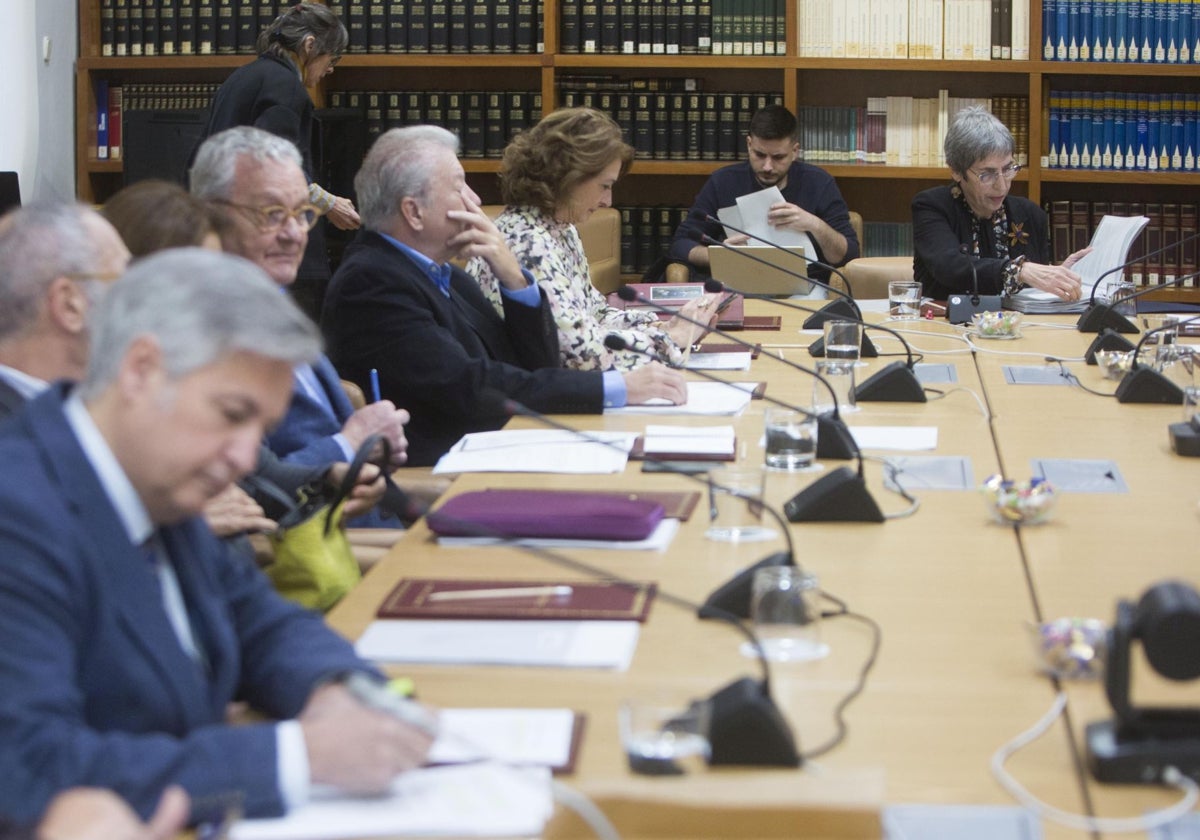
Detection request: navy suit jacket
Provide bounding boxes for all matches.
[0,377,24,422]
[322,231,603,467]
[0,386,372,821]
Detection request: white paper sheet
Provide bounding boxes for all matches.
[432,429,637,474]
[230,764,552,840]
[849,426,939,451]
[608,381,757,416]
[717,186,814,249]
[643,424,736,456]
[430,708,577,767]
[356,619,641,670]
[685,351,754,370]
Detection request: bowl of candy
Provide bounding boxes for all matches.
[981,474,1056,525]
[1093,349,1134,381]
[1027,617,1107,680]
[971,310,1022,339]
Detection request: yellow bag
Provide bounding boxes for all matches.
[266,494,358,612]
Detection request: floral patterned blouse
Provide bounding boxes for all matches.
[466,205,685,371]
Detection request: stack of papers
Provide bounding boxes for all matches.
[432,429,637,474]
[608,381,757,416]
[642,424,736,459]
[1005,215,1148,314]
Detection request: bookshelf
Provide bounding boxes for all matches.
[75,0,1200,299]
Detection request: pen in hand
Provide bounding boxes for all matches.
[369,368,382,403]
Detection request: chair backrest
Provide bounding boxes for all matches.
[476,205,623,294]
[848,210,863,251]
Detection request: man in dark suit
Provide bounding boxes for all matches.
[0,250,432,823]
[322,125,688,466]
[192,127,408,526]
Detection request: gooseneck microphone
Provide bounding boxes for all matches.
[701,278,927,404]
[699,214,859,329]
[1078,246,1200,334]
[603,334,885,527]
[1115,314,1200,404]
[946,256,1002,324]
[692,231,878,359]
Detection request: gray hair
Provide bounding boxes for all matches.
[79,248,320,399]
[190,126,304,201]
[355,125,460,230]
[257,2,348,59]
[0,203,114,343]
[943,105,1014,175]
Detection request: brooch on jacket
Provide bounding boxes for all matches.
[1007,222,1030,247]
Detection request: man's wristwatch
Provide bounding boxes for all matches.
[1002,255,1028,297]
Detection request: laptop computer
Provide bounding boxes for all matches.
[707,243,816,297]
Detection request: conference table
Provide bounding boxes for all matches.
[328,301,1198,839]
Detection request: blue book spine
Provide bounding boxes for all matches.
[1146,94,1161,169]
[1171,94,1185,169]
[1139,0,1153,59]
[1101,92,1116,167]
[1165,0,1180,61]
[1048,92,1063,166]
[1112,92,1127,167]
[1069,91,1084,167]
[1180,0,1193,61]
[1135,93,1150,168]
[1191,0,1200,62]
[1078,0,1092,57]
[1125,94,1140,167]
[1080,93,1096,167]
[1057,0,1070,56]
[1114,0,1129,58]
[94,78,109,161]
[1154,0,1168,60]
[1094,0,1109,57]
[1158,93,1172,168]
[1044,0,1058,57]
[1184,93,1197,170]
[1068,0,1082,57]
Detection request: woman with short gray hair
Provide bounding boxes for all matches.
[912,106,1089,302]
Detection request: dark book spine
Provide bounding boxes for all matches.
[469,1,493,53]
[599,0,619,53]
[367,1,388,52]
[448,1,469,53]
[158,0,178,55]
[1162,203,1180,282]
[444,92,465,139]
[633,93,654,159]
[462,92,485,158]
[615,92,634,147]
[345,1,368,53]
[236,2,257,54]
[485,91,507,156]
[493,0,515,53]
[506,91,530,140]
[178,0,197,54]
[385,91,404,129]
[195,0,217,55]
[656,207,674,263]
[101,0,116,56]
[620,207,636,274]
[717,93,738,160]
[652,93,670,158]
[581,1,599,52]
[560,0,582,53]
[114,0,130,56]
[635,206,656,273]
[403,91,426,126]
[700,93,718,159]
[258,1,276,40]
[410,0,431,52]
[388,1,409,52]
[514,0,535,52]
[684,92,702,160]
[665,0,682,53]
[637,1,653,52]
[619,2,637,52]
[365,91,385,142]
[142,0,159,56]
[128,0,144,55]
[215,0,236,55]
[668,93,687,159]
[680,0,698,53]
[651,0,666,53]
[696,0,712,52]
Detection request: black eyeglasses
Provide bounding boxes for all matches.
[213,200,320,233]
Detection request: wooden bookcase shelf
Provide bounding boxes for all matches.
[75,0,1200,293]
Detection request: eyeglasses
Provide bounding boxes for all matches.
[969,163,1022,186]
[62,271,124,284]
[213,200,320,233]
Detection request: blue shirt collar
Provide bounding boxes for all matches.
[378,232,453,297]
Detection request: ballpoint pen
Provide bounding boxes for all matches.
[369,367,381,402]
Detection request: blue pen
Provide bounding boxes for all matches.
[369,368,381,403]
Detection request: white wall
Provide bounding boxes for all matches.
[0,0,78,203]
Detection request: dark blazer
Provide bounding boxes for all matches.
[0,386,372,821]
[0,377,24,421]
[912,184,1052,300]
[322,231,604,467]
[199,53,328,282]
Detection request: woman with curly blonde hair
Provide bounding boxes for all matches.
[467,107,718,371]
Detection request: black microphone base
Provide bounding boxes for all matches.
[704,677,801,767]
[816,414,857,461]
[1085,329,1137,364]
[855,361,927,403]
[699,552,792,620]
[946,293,1003,324]
[783,466,885,523]
[807,333,879,359]
[802,297,858,329]
[1077,305,1139,334]
[1170,421,1200,457]
[1115,368,1185,404]
[1085,719,1200,784]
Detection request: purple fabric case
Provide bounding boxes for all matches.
[427,489,665,541]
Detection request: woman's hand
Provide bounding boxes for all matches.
[665,294,721,348]
[326,196,361,231]
[1019,259,1085,302]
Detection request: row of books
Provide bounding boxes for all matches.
[561,0,786,55]
[558,89,782,161]
[862,222,915,257]
[1041,0,1200,63]
[1046,91,1199,172]
[796,0,1031,60]
[101,0,274,57]
[331,0,545,55]
[1048,200,1200,285]
[92,82,222,160]
[798,95,1029,167]
[328,90,543,158]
